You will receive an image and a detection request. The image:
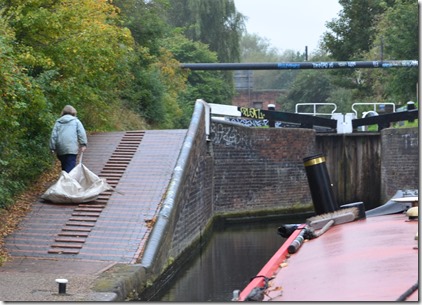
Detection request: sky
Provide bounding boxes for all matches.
[234,0,342,54]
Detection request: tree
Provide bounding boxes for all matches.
[112,0,170,55]
[166,0,245,96]
[240,33,307,90]
[161,32,234,127]
[322,0,395,60]
[365,0,418,104]
[3,0,137,130]
[167,0,244,63]
[111,0,189,128]
[320,0,417,110]
[280,70,333,112]
[0,15,53,207]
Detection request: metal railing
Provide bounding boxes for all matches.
[351,102,396,118]
[295,103,337,117]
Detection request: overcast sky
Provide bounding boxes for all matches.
[234,0,342,53]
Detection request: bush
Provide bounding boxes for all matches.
[0,20,54,209]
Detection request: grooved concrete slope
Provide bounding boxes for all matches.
[4,129,187,264]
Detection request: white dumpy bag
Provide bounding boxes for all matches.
[42,156,113,204]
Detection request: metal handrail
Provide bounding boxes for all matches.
[351,102,396,118]
[295,103,337,116]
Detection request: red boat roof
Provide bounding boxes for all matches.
[239,212,418,302]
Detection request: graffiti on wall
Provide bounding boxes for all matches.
[211,123,252,148]
[239,107,266,119]
[227,118,269,127]
[401,133,418,151]
[226,117,292,128]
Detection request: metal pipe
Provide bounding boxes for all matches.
[180,60,418,70]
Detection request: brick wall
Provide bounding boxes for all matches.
[143,102,215,276]
[165,108,317,264]
[168,118,418,253]
[162,116,317,278]
[167,108,214,258]
[380,127,419,202]
[146,101,418,286]
[233,90,284,110]
[211,122,316,213]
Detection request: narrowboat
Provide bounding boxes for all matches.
[236,190,418,302]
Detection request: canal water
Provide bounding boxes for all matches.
[149,215,308,302]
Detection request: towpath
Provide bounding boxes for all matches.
[0,129,186,301]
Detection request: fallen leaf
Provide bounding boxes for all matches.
[144,216,157,228]
[0,161,62,265]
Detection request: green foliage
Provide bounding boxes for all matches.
[112,0,170,55]
[326,87,358,114]
[360,1,417,105]
[0,0,145,207]
[3,0,137,130]
[312,0,418,113]
[0,0,247,210]
[167,0,244,63]
[0,16,53,208]
[161,32,234,127]
[165,0,244,101]
[279,70,333,112]
[366,0,418,103]
[322,0,395,60]
[240,33,306,90]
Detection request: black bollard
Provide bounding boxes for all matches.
[55,279,68,294]
[268,104,275,127]
[407,101,416,122]
[407,101,416,110]
[303,153,338,215]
